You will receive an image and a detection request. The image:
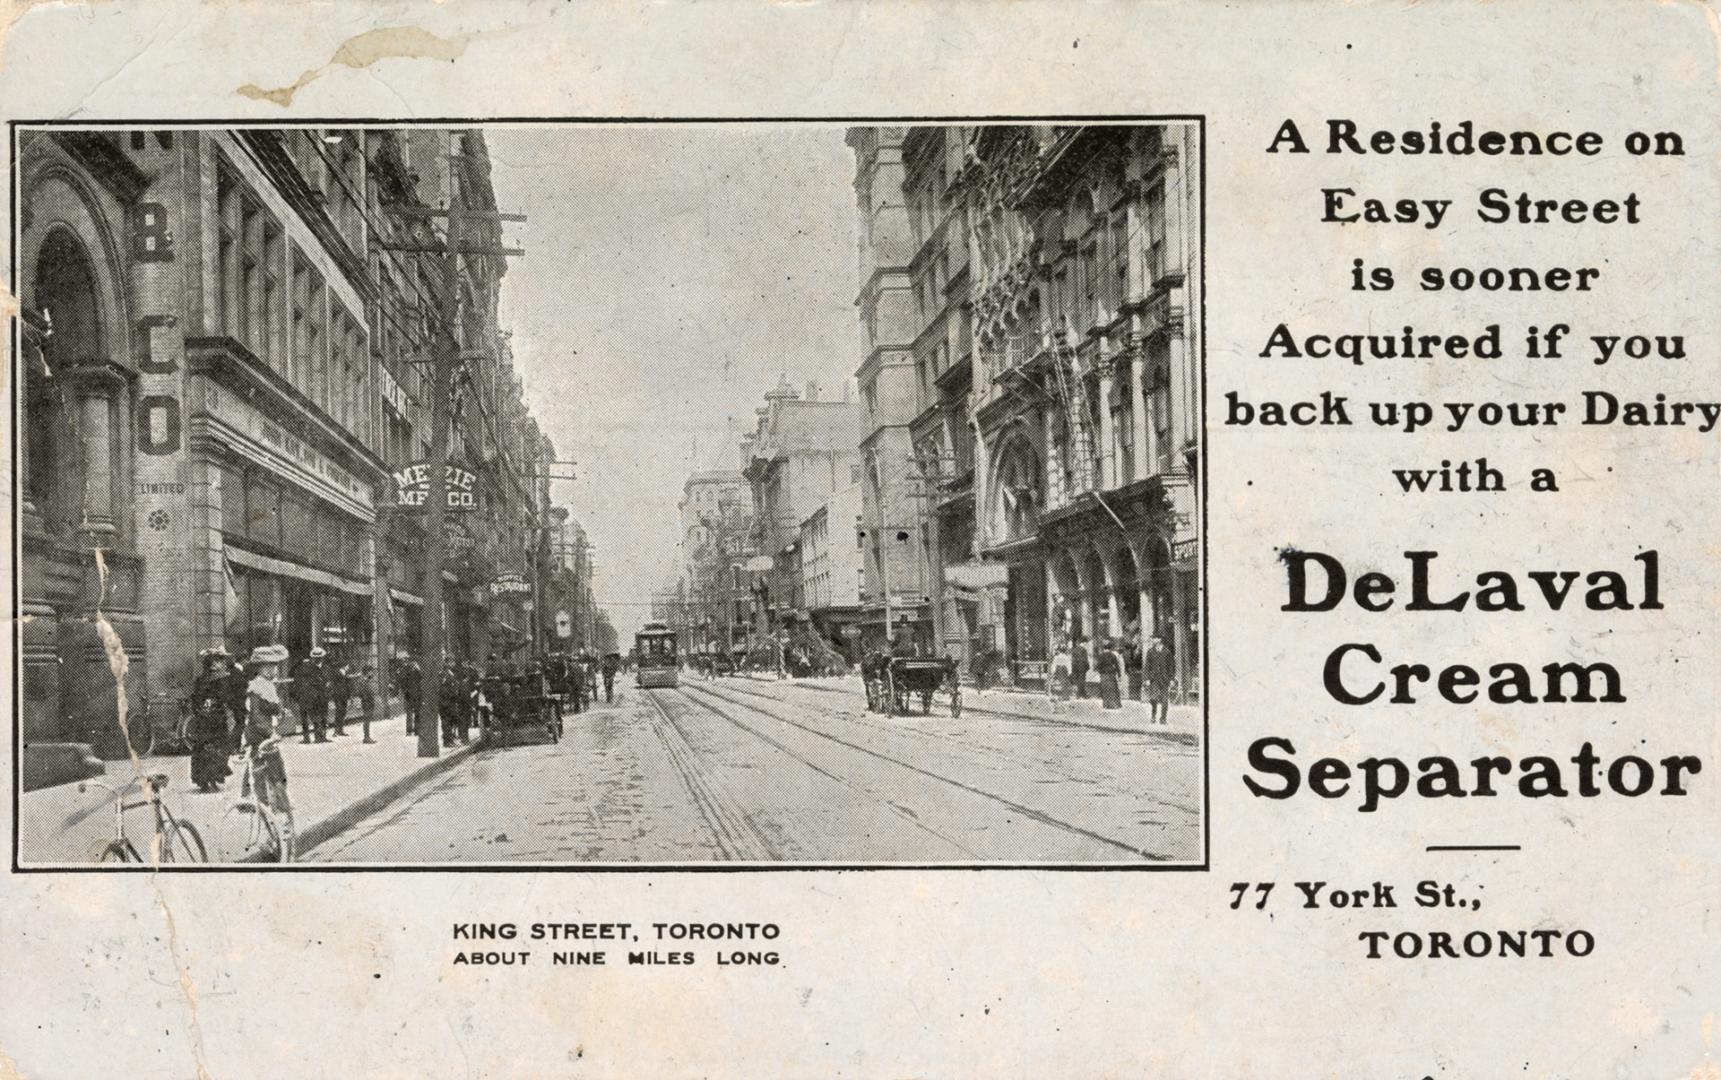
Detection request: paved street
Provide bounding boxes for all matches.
[308,676,1202,864]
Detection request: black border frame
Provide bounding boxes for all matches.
[10,115,1208,873]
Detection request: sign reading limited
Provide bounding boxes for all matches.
[393,461,478,511]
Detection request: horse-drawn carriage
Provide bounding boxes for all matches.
[863,653,962,717]
[478,665,564,747]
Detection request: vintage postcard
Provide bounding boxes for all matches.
[0,2,1716,1078]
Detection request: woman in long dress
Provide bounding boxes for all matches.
[1050,640,1073,701]
[1097,638,1124,710]
[188,648,233,792]
[242,645,291,814]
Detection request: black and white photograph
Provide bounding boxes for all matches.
[6,5,1721,1079]
[14,121,1204,867]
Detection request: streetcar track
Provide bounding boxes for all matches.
[641,689,775,860]
[738,674,1201,745]
[647,690,980,860]
[677,682,1174,861]
[698,678,1202,820]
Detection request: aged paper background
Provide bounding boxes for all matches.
[2,1,1718,1077]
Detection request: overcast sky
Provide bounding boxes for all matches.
[487,125,864,638]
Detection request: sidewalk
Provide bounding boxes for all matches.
[728,671,1202,744]
[17,706,477,864]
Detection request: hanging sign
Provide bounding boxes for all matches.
[945,561,1010,589]
[445,520,475,554]
[489,572,532,597]
[393,461,478,511]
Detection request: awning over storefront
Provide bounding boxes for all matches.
[224,543,370,597]
[389,586,424,607]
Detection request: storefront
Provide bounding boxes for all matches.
[1038,476,1201,704]
[190,343,385,677]
[222,545,372,661]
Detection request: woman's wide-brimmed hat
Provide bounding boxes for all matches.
[249,644,289,665]
[309,646,327,659]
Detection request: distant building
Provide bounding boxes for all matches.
[739,376,863,639]
[797,480,866,657]
[677,469,753,654]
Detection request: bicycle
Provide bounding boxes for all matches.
[213,738,295,863]
[80,773,207,864]
[139,693,194,757]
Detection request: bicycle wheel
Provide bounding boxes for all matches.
[215,801,284,862]
[161,819,208,863]
[98,839,140,863]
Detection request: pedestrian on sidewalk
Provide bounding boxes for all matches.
[242,644,292,819]
[330,655,352,738]
[439,659,468,748]
[354,665,378,743]
[188,647,234,792]
[1050,639,1073,703]
[602,652,619,703]
[1144,635,1173,726]
[460,661,481,742]
[293,648,330,743]
[223,655,249,753]
[1070,636,1090,699]
[396,655,421,736]
[1097,638,1124,710]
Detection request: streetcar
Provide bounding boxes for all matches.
[635,622,680,688]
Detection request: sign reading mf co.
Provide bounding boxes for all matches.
[393,462,478,511]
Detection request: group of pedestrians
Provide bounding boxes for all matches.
[288,647,380,745]
[1051,637,1124,709]
[1048,634,1176,721]
[185,642,382,796]
[197,645,635,766]
[183,644,293,806]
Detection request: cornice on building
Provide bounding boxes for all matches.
[186,334,388,482]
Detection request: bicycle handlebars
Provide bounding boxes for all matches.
[78,773,171,797]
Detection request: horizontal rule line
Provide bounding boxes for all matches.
[1425,844,1522,852]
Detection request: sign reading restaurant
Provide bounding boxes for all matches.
[393,461,478,511]
[489,572,532,597]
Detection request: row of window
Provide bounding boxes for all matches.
[219,458,369,578]
[282,130,367,258]
[215,157,373,447]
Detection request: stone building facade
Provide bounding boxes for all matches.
[847,129,936,651]
[16,127,560,753]
[847,123,1203,698]
[739,377,863,640]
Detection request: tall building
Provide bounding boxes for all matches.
[900,127,979,664]
[16,126,560,753]
[847,123,1202,698]
[847,129,935,651]
[739,375,863,639]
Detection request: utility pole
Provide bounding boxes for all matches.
[383,136,526,758]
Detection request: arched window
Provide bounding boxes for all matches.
[29,229,104,531]
[988,436,1041,544]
